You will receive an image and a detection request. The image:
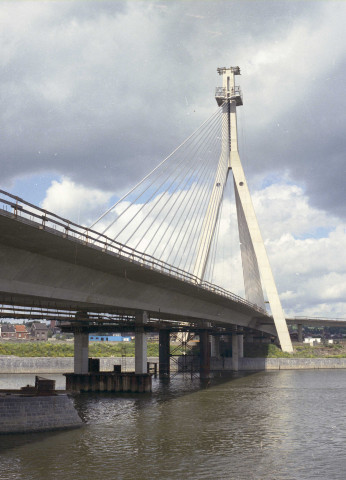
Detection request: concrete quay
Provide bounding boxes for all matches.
[2,355,346,375]
[64,372,152,393]
[211,357,346,370]
[0,394,82,434]
[0,356,161,374]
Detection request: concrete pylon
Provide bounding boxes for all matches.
[238,333,244,358]
[74,331,89,374]
[159,329,170,376]
[210,335,220,358]
[199,330,210,379]
[135,311,148,374]
[232,333,239,371]
[193,66,293,353]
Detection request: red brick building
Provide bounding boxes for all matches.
[15,324,30,340]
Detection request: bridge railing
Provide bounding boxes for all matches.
[0,190,267,316]
[292,316,346,322]
[0,304,136,323]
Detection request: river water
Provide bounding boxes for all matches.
[1,369,346,480]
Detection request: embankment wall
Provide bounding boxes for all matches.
[0,356,160,373]
[212,357,346,370]
[2,356,346,374]
[0,395,83,434]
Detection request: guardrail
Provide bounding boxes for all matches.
[292,316,346,322]
[215,86,242,99]
[0,189,268,316]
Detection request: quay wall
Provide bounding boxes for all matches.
[212,357,346,370]
[0,395,83,434]
[0,356,161,374]
[2,356,346,374]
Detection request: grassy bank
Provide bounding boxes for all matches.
[245,343,346,358]
[1,341,345,358]
[0,341,161,357]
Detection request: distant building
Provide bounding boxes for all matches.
[49,319,61,335]
[15,324,30,340]
[304,337,322,346]
[89,335,131,342]
[1,324,16,339]
[31,322,48,341]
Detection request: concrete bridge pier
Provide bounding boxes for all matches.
[159,329,170,376]
[231,332,244,371]
[297,324,303,343]
[135,311,148,375]
[199,330,211,379]
[67,312,152,393]
[232,333,239,371]
[245,333,254,344]
[238,333,244,359]
[74,331,89,374]
[210,335,220,358]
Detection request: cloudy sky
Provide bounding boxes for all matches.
[1,0,346,318]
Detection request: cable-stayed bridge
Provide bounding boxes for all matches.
[0,188,273,331]
[0,66,312,380]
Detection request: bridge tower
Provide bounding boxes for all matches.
[194,66,293,353]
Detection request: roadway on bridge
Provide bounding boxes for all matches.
[0,208,276,335]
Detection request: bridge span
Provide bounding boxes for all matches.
[2,65,334,384]
[0,191,274,337]
[0,190,280,385]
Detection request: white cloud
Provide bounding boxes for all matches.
[1,0,345,322]
[250,184,346,318]
[242,3,346,125]
[48,174,345,319]
[194,179,346,318]
[0,0,345,225]
[253,181,338,240]
[41,177,113,225]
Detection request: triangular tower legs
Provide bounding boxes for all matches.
[194,66,293,353]
[234,177,265,310]
[231,149,293,353]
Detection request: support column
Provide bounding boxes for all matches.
[159,329,170,376]
[135,311,148,375]
[238,334,244,359]
[245,333,254,343]
[74,331,89,374]
[232,333,239,371]
[297,324,303,343]
[210,335,220,358]
[199,330,210,379]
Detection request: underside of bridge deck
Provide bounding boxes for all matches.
[0,210,277,337]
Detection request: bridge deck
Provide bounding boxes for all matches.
[0,207,275,334]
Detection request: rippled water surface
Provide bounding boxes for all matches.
[1,370,346,480]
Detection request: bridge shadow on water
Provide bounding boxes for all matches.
[0,370,263,454]
[72,369,263,427]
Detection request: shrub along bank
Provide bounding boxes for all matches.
[0,341,160,357]
[244,343,346,358]
[1,341,345,358]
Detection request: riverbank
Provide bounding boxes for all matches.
[0,356,159,373]
[2,355,346,373]
[0,394,83,434]
[220,357,346,370]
